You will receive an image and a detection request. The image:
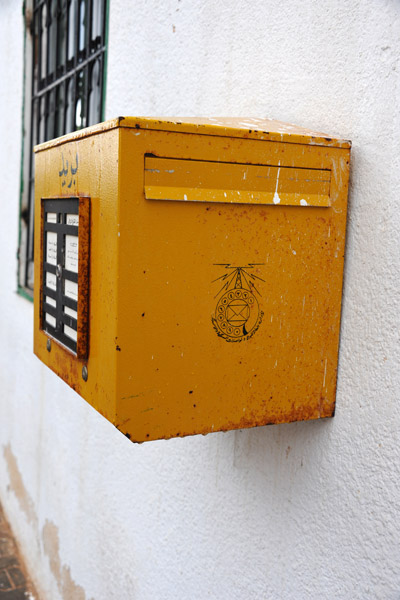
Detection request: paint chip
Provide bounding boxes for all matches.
[273,192,281,205]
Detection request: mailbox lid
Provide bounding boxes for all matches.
[119,117,351,148]
[34,116,351,153]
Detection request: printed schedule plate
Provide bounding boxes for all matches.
[41,196,90,358]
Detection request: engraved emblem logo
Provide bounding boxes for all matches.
[211,264,264,342]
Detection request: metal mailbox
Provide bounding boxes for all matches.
[34,117,351,442]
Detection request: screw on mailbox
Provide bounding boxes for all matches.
[56,264,62,279]
[46,339,51,352]
[82,366,88,381]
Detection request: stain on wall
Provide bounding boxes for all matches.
[42,520,94,600]
[3,444,92,600]
[3,444,38,529]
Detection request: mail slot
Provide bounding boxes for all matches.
[34,117,351,442]
[144,157,331,206]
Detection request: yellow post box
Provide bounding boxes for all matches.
[34,117,351,442]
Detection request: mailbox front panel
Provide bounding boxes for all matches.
[116,126,350,441]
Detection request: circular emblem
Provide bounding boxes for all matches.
[214,288,259,340]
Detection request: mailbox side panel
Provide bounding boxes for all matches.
[116,127,350,441]
[34,128,120,422]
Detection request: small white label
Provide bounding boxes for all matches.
[64,305,78,320]
[46,232,57,265]
[64,324,77,341]
[65,235,79,272]
[46,296,56,308]
[64,279,78,301]
[46,272,57,291]
[45,313,56,328]
[66,214,79,226]
[47,212,57,223]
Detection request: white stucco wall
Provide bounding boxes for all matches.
[1,1,400,599]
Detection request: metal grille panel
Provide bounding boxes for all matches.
[23,0,107,292]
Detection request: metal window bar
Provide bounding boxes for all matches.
[24,0,107,293]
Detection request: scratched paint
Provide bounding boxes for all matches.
[273,162,281,204]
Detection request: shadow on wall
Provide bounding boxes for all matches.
[2,415,336,598]
[232,416,336,491]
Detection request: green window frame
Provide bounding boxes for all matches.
[18,0,109,299]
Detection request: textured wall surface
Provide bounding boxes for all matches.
[1,1,400,599]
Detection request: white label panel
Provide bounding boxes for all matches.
[65,235,79,272]
[45,313,56,328]
[64,305,78,320]
[66,214,79,226]
[46,232,57,265]
[46,272,57,291]
[46,296,56,308]
[64,324,77,341]
[47,212,57,223]
[64,279,78,301]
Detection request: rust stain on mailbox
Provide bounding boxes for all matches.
[33,117,351,442]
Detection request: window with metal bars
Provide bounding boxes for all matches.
[18,0,108,297]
